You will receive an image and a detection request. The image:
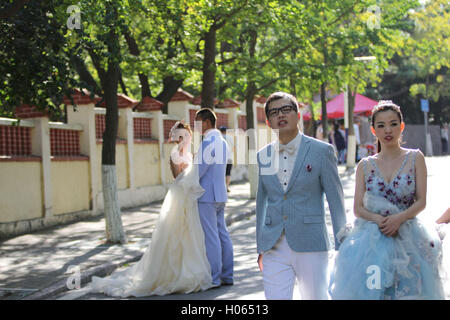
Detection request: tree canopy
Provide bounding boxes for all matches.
[1,0,448,125]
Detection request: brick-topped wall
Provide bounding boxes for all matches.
[257,107,266,123]
[2,89,268,238]
[189,109,197,130]
[15,104,47,119]
[0,125,32,156]
[163,119,178,141]
[95,114,105,140]
[216,113,228,128]
[133,117,152,140]
[50,128,80,156]
[238,115,247,130]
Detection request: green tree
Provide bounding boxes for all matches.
[193,0,253,109]
[119,1,198,111]
[405,0,450,124]
[66,0,130,243]
[0,0,79,119]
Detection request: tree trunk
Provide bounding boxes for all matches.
[70,54,102,97]
[320,82,328,139]
[308,99,315,137]
[245,82,256,131]
[100,24,127,244]
[119,69,128,96]
[201,27,217,109]
[321,44,328,139]
[245,82,258,199]
[245,29,258,131]
[347,89,355,136]
[123,28,152,100]
[138,73,152,99]
[346,89,356,168]
[156,76,184,114]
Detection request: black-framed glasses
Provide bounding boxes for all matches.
[267,105,297,118]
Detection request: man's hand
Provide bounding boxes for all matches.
[257,254,263,272]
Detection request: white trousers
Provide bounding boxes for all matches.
[262,234,330,300]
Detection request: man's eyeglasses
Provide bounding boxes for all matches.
[267,105,297,118]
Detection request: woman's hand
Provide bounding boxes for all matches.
[379,214,404,237]
[374,214,386,229]
[180,161,189,172]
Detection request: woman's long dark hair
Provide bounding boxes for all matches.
[371,100,403,153]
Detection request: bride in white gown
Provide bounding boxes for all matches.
[89,121,212,297]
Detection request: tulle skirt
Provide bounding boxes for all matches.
[329,194,446,300]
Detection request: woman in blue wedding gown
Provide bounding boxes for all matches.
[329,101,446,300]
[89,121,213,297]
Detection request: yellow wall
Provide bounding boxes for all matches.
[133,143,161,187]
[116,144,128,189]
[96,143,129,192]
[0,161,43,223]
[51,160,90,215]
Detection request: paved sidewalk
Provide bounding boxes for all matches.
[3,157,446,300]
[0,165,351,300]
[0,180,258,300]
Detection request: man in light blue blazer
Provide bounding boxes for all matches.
[256,92,346,300]
[195,108,234,287]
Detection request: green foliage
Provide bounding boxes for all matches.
[1,0,447,125]
[0,0,79,119]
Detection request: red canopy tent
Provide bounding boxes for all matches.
[324,93,378,119]
[302,111,311,121]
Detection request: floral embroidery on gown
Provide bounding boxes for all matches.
[329,150,446,300]
[89,151,212,297]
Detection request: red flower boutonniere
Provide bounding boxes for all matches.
[306,164,312,172]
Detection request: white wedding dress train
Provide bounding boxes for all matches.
[89,162,212,297]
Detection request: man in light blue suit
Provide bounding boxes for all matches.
[194,108,234,287]
[256,92,346,300]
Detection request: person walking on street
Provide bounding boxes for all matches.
[441,124,448,155]
[256,91,346,300]
[333,123,346,164]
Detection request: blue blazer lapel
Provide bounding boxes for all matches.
[286,135,311,193]
[260,143,285,193]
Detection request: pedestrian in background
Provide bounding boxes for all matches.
[333,123,346,164]
[354,117,361,162]
[441,123,448,155]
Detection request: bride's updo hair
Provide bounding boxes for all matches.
[175,121,192,135]
[169,121,192,143]
[371,100,403,153]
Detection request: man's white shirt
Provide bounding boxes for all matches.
[275,131,302,192]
